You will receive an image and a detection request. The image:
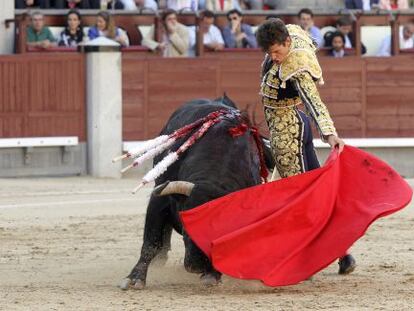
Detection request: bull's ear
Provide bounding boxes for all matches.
[152,181,171,197]
[152,181,195,197]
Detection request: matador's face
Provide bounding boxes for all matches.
[267,37,291,65]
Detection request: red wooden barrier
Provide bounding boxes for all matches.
[0,53,86,140]
[122,53,414,140]
[1,52,414,141]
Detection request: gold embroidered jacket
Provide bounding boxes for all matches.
[260,24,337,139]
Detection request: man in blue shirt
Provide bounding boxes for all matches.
[297,8,323,48]
[222,9,257,48]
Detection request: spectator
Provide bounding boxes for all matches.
[142,9,189,57]
[167,0,198,11]
[239,0,263,10]
[115,0,158,10]
[26,11,57,49]
[205,0,241,11]
[344,0,380,10]
[297,8,323,48]
[66,0,83,8]
[201,10,225,51]
[58,9,85,47]
[88,0,100,8]
[379,0,409,9]
[187,10,225,55]
[199,0,206,9]
[329,31,347,57]
[65,0,98,8]
[324,16,367,54]
[63,0,102,8]
[377,22,414,56]
[15,0,38,8]
[222,9,257,48]
[33,0,97,7]
[263,0,288,9]
[108,0,126,9]
[88,11,129,46]
[16,0,68,8]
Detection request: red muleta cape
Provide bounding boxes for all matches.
[180,145,412,286]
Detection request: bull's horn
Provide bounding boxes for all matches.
[153,181,195,197]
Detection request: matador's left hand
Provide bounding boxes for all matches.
[327,135,345,154]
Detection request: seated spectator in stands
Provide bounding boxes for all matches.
[88,11,129,46]
[379,0,409,9]
[66,0,81,8]
[187,10,225,55]
[201,10,225,51]
[65,0,97,8]
[345,0,380,10]
[377,22,414,56]
[239,0,263,10]
[222,9,257,48]
[18,0,90,8]
[26,11,57,49]
[97,0,134,9]
[58,10,85,47]
[297,8,323,48]
[142,9,189,57]
[16,0,67,8]
[205,0,241,11]
[167,0,198,11]
[324,16,367,54]
[263,0,289,9]
[87,0,100,8]
[115,0,158,10]
[15,0,38,8]
[329,31,347,57]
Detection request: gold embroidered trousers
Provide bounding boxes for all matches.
[264,106,320,178]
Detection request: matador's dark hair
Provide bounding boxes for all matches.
[256,18,289,52]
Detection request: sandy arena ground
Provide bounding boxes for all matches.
[0,177,413,311]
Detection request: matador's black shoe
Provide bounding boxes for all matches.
[338,254,357,275]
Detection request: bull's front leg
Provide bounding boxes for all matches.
[183,234,222,286]
[119,195,170,290]
[152,223,173,267]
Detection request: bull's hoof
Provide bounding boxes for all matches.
[118,278,146,290]
[185,265,204,274]
[118,278,132,290]
[338,254,357,275]
[200,273,221,287]
[131,279,146,290]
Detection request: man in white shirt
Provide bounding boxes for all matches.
[201,10,225,51]
[377,23,414,56]
[188,10,224,56]
[167,0,198,11]
[119,0,158,10]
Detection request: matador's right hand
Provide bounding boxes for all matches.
[327,135,345,154]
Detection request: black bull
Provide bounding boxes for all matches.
[120,96,274,290]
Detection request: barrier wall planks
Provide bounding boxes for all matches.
[1,53,413,141]
[0,53,86,140]
[122,54,414,140]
